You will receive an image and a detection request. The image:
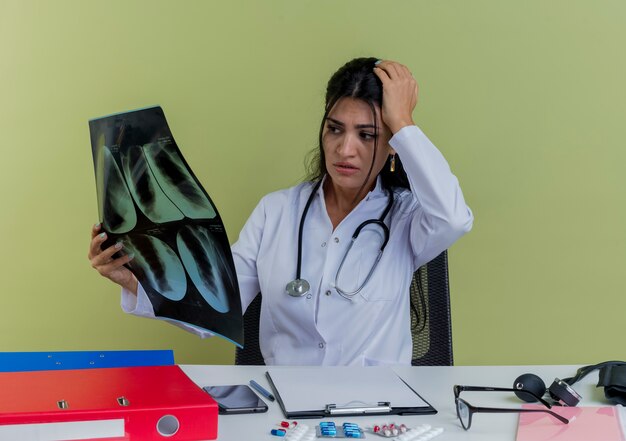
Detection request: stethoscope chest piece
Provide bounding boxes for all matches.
[285,278,311,297]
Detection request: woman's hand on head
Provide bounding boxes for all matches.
[373,60,419,134]
[88,223,138,295]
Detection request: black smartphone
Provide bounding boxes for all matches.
[203,384,269,414]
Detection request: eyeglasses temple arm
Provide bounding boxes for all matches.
[454,385,552,408]
[471,406,569,424]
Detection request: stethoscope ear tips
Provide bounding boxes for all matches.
[286,279,311,297]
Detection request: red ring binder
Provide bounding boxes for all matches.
[0,365,218,440]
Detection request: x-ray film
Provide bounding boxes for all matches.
[89,106,243,347]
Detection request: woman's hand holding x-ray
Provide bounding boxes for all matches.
[88,223,138,295]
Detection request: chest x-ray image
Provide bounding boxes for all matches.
[89,106,243,346]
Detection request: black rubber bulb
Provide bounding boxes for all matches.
[513,374,546,402]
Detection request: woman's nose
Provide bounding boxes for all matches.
[337,134,358,156]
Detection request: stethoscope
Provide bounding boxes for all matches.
[285,179,394,300]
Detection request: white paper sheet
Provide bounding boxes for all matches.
[267,366,429,413]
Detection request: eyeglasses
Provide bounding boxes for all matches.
[453,385,570,430]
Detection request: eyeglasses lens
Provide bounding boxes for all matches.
[456,399,471,430]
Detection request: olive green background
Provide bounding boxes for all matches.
[1,1,624,366]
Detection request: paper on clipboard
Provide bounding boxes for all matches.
[266,367,436,418]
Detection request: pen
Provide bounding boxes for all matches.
[250,379,275,402]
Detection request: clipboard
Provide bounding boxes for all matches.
[266,367,437,419]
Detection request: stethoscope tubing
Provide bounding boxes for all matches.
[286,178,394,298]
[294,179,324,282]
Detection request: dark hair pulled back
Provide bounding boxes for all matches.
[305,57,409,191]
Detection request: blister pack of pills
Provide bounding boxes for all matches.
[270,421,315,441]
[315,422,365,438]
[371,424,443,441]
[371,423,408,437]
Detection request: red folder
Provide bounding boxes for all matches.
[0,365,218,440]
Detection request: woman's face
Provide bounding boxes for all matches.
[322,97,393,196]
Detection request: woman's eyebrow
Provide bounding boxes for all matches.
[326,117,344,126]
[326,117,376,129]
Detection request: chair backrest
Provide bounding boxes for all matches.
[0,350,175,372]
[410,250,453,366]
[235,250,452,366]
[235,294,265,365]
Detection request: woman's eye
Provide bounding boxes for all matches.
[360,132,376,140]
[327,125,341,134]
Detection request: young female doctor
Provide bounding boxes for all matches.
[88,58,473,366]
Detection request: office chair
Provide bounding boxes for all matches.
[409,250,453,366]
[235,294,265,366]
[235,250,453,366]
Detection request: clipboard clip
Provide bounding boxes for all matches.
[325,401,391,415]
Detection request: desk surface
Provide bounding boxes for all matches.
[180,364,614,441]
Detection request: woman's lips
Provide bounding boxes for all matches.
[333,162,359,176]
